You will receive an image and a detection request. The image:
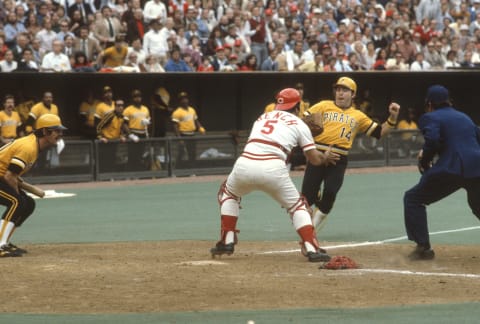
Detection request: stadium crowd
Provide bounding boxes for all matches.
[0,0,479,72]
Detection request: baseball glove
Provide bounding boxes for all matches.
[303,113,324,137]
[320,256,358,270]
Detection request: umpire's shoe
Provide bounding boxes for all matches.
[409,244,435,260]
[210,242,234,256]
[307,251,331,263]
[0,245,22,258]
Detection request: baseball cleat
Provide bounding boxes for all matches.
[408,244,435,260]
[306,251,331,262]
[210,242,234,257]
[6,243,27,254]
[0,246,22,258]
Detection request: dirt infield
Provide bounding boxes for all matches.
[3,241,480,313]
[7,166,477,314]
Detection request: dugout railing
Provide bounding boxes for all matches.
[23,130,422,184]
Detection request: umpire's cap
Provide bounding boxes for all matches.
[275,88,300,111]
[425,85,449,104]
[36,114,67,130]
[333,76,357,95]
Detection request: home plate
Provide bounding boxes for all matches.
[27,190,77,199]
[177,260,228,266]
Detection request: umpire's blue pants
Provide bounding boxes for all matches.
[403,173,480,246]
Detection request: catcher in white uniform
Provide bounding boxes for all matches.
[210,88,339,262]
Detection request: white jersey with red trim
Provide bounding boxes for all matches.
[243,110,316,161]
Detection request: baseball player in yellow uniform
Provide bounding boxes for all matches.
[0,114,67,257]
[97,99,129,142]
[97,99,130,172]
[0,95,23,146]
[79,91,100,139]
[95,86,115,126]
[123,90,151,138]
[24,92,62,170]
[14,97,34,126]
[302,76,400,230]
[25,92,59,132]
[171,91,206,166]
[123,90,151,170]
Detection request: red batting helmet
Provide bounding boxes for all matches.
[275,88,300,111]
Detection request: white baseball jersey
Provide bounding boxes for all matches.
[224,110,316,210]
[242,110,316,161]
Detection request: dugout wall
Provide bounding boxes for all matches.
[1,71,479,136]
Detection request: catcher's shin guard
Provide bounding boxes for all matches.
[297,225,320,255]
[211,215,239,257]
[219,215,239,245]
[297,225,330,262]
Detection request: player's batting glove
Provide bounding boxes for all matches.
[141,119,151,126]
[128,133,140,142]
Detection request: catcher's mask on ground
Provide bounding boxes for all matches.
[333,77,357,95]
[275,88,300,111]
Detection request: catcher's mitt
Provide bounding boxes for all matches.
[303,113,324,137]
[319,256,358,270]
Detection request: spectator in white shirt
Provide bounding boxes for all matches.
[41,40,72,72]
[0,50,18,72]
[333,50,352,71]
[143,19,169,62]
[127,38,147,65]
[410,52,431,71]
[444,50,461,69]
[143,0,167,24]
[300,40,319,64]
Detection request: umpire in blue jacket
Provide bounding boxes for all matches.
[404,85,480,260]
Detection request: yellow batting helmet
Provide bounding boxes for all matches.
[333,77,357,94]
[36,114,67,130]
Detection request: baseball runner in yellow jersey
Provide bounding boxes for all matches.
[0,114,67,257]
[302,76,400,230]
[0,95,23,146]
[123,90,151,170]
[25,92,59,132]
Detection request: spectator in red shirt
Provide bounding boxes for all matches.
[239,53,257,71]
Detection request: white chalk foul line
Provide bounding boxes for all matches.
[357,268,480,279]
[260,225,480,255]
